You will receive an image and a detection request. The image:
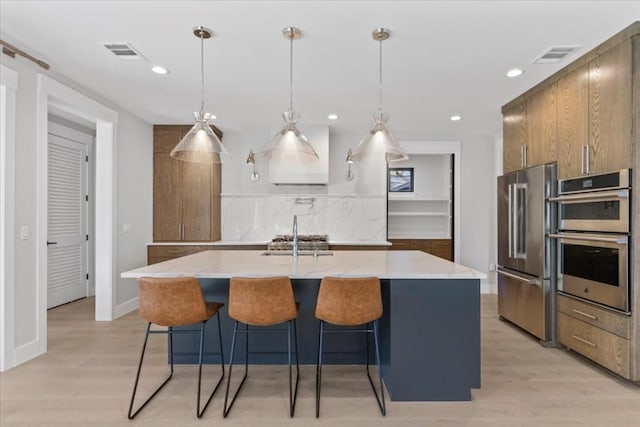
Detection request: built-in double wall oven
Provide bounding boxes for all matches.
[550,169,631,313]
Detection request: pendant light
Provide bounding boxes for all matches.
[351,28,408,163]
[170,26,229,163]
[262,27,319,162]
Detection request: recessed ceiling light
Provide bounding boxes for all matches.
[151,65,169,75]
[506,68,524,78]
[327,113,338,120]
[450,115,462,121]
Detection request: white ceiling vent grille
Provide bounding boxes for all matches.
[103,43,145,60]
[532,46,581,64]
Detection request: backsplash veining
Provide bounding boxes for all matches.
[221,194,387,242]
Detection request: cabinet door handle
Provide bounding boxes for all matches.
[523,145,527,168]
[572,308,598,320]
[572,334,597,348]
[580,145,585,175]
[585,144,591,174]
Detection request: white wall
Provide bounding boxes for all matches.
[459,134,496,286]
[0,54,152,357]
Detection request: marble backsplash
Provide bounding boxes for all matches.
[221,194,387,242]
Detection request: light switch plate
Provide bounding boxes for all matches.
[123,223,132,233]
[20,226,30,240]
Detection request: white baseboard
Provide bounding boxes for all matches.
[481,280,497,294]
[14,338,44,368]
[115,296,138,318]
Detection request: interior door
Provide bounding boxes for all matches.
[47,133,88,308]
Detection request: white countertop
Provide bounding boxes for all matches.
[122,250,485,280]
[148,240,393,246]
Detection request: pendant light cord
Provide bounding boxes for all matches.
[200,31,205,114]
[378,38,383,112]
[289,35,294,111]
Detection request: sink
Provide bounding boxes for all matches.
[261,250,334,256]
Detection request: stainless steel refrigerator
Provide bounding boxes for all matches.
[497,163,556,345]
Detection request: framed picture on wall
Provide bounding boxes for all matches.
[388,167,414,192]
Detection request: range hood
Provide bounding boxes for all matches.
[268,125,329,185]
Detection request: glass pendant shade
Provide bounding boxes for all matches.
[170,26,228,164]
[262,26,319,162]
[354,27,408,163]
[170,112,229,163]
[351,111,408,162]
[263,110,319,162]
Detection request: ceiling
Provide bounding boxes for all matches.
[1,1,639,142]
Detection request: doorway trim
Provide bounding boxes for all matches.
[29,75,118,362]
[0,64,18,371]
[399,141,461,262]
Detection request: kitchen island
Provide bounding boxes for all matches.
[122,250,485,401]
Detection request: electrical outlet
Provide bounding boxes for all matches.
[20,226,30,240]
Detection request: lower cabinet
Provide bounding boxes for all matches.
[557,294,632,379]
[388,239,452,261]
[147,245,266,265]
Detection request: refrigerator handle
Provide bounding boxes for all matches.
[508,183,514,258]
[517,184,527,259]
[497,267,541,285]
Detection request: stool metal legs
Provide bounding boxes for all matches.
[315,320,386,417]
[223,320,300,418]
[128,316,225,419]
[196,314,226,418]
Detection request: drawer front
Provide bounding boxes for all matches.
[148,245,206,258]
[557,294,631,339]
[388,239,414,250]
[557,312,631,378]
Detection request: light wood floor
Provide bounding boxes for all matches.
[1,295,639,426]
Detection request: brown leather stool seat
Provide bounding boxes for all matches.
[128,277,225,419]
[314,277,386,417]
[223,276,300,418]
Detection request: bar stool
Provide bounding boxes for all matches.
[223,276,300,418]
[128,277,225,419]
[314,276,386,417]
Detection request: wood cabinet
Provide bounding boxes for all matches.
[557,294,632,379]
[502,101,527,173]
[557,64,589,179]
[148,244,266,265]
[388,239,452,261]
[153,125,222,242]
[558,38,635,179]
[525,83,557,167]
[502,83,557,173]
[587,37,633,175]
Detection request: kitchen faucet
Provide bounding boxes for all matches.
[292,215,298,257]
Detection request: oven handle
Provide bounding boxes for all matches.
[549,189,628,202]
[549,233,628,245]
[496,268,541,285]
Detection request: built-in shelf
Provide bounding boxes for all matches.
[387,154,452,240]
[388,212,450,217]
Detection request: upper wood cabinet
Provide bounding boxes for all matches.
[504,29,636,179]
[502,102,526,173]
[502,82,557,173]
[557,64,589,180]
[525,82,557,168]
[587,38,633,175]
[153,125,222,242]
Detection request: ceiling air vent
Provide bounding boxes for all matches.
[103,42,144,60]
[532,46,581,64]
